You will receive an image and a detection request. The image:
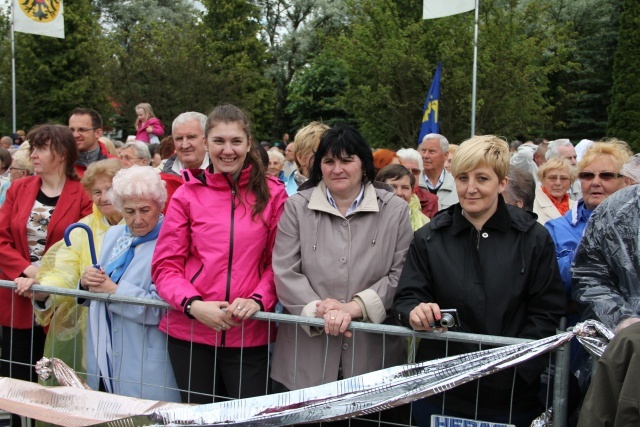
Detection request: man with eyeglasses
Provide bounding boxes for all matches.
[69,108,116,177]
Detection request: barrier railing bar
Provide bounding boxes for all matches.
[0,280,533,348]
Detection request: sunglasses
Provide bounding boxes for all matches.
[578,171,623,181]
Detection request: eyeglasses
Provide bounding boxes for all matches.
[544,175,570,183]
[9,167,25,171]
[120,155,141,162]
[69,127,96,133]
[578,171,623,181]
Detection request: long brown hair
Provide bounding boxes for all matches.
[205,104,270,218]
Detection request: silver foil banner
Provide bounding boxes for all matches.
[0,320,613,427]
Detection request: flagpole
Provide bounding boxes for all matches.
[10,0,17,133]
[470,0,479,137]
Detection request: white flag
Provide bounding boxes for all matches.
[423,0,475,20]
[13,0,65,39]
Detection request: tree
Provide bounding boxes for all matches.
[546,0,622,142]
[607,0,640,151]
[286,53,352,128]
[0,0,111,134]
[256,0,347,138]
[320,0,572,148]
[199,0,275,140]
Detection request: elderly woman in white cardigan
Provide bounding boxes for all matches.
[80,166,179,402]
[533,157,576,224]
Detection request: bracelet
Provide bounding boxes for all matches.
[184,296,203,319]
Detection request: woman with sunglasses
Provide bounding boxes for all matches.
[545,139,632,322]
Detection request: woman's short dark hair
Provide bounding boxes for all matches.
[375,164,415,188]
[27,124,79,180]
[309,124,376,186]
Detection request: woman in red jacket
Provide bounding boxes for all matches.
[0,124,92,387]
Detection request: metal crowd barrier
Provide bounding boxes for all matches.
[0,280,570,427]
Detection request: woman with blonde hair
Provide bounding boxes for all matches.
[285,121,329,195]
[135,103,165,144]
[533,157,577,224]
[545,139,631,321]
[394,135,564,427]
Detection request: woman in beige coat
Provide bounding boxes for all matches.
[533,157,576,224]
[271,125,413,397]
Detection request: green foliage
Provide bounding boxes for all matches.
[546,0,622,142]
[320,0,571,148]
[607,0,640,151]
[286,53,352,128]
[0,0,111,134]
[257,0,347,138]
[199,0,274,140]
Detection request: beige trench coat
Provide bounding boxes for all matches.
[271,181,414,390]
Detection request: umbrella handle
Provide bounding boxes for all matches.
[63,223,99,268]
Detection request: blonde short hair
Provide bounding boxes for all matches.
[537,157,576,183]
[293,122,329,168]
[451,135,510,181]
[577,139,632,174]
[10,150,34,175]
[82,159,126,192]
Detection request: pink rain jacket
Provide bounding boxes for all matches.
[152,165,287,347]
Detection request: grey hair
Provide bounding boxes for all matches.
[546,139,574,161]
[421,133,450,153]
[621,154,640,184]
[504,165,536,212]
[267,149,285,164]
[109,166,167,212]
[122,141,151,165]
[172,112,206,135]
[396,148,424,172]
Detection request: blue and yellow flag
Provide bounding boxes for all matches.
[417,62,441,144]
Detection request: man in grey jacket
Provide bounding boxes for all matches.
[418,133,458,210]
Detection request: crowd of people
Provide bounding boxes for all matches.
[1,104,639,427]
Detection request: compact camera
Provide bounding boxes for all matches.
[436,309,460,328]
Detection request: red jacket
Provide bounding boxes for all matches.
[74,142,116,178]
[415,186,439,218]
[0,176,93,328]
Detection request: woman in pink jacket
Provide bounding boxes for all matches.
[152,104,287,404]
[135,103,165,144]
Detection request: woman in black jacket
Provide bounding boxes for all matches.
[393,135,565,427]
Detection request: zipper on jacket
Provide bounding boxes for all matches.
[222,174,236,347]
[190,264,204,283]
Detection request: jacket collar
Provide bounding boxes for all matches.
[431,195,536,235]
[182,163,252,190]
[307,181,379,217]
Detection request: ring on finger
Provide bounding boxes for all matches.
[330,316,336,320]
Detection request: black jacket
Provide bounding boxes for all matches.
[393,197,565,414]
